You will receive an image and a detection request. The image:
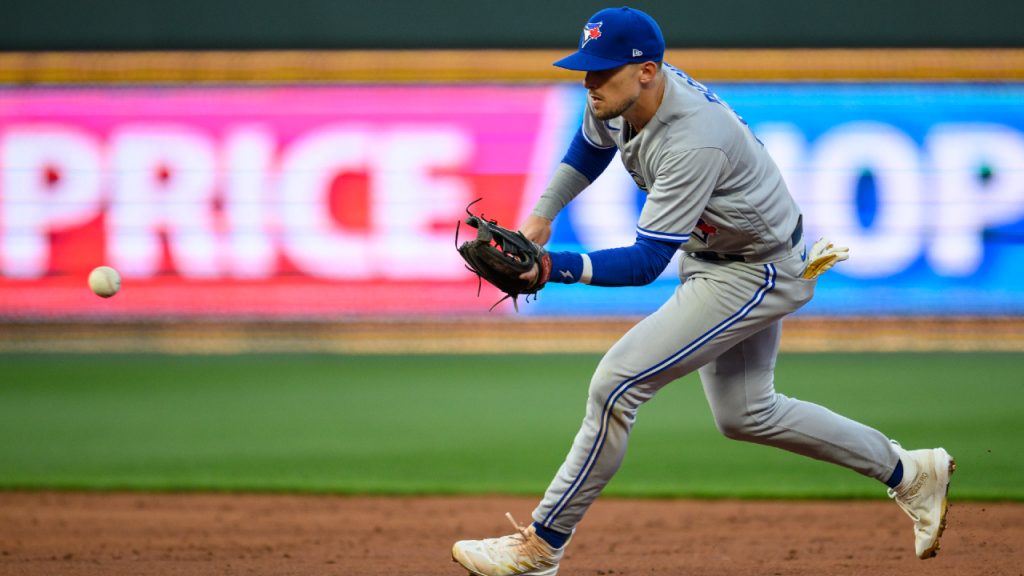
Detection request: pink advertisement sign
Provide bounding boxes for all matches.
[0,86,570,317]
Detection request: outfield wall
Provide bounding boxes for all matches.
[2,52,1023,319]
[3,0,1023,50]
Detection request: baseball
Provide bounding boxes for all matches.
[88,266,121,298]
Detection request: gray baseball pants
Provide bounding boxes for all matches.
[533,244,900,533]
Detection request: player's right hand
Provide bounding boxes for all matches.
[519,214,553,246]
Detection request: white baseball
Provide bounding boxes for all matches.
[88,266,121,298]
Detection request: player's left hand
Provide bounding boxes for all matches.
[519,214,553,246]
[519,263,539,283]
[457,204,551,311]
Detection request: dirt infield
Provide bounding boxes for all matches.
[1,492,1020,576]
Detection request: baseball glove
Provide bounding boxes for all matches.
[456,201,551,311]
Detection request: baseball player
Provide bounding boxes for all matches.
[452,7,955,576]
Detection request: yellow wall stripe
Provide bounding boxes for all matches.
[1,49,1022,84]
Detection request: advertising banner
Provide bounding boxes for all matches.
[2,82,1023,317]
[538,83,1024,315]
[0,86,572,316]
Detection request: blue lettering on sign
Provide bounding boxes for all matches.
[534,83,1024,317]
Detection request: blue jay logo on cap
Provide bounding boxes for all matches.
[581,22,603,47]
[554,7,665,71]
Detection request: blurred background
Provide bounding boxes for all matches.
[2,1,1024,343]
[1,0,1022,499]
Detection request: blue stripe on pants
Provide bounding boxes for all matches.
[542,264,777,526]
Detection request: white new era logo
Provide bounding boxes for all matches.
[632,49,643,57]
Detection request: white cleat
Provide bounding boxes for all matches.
[888,445,956,559]
[452,513,567,576]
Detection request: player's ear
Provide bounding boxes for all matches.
[638,61,660,84]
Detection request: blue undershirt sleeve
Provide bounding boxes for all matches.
[548,235,681,287]
[561,128,617,183]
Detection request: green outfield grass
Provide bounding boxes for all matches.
[0,352,1020,499]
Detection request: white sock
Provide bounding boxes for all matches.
[891,443,918,493]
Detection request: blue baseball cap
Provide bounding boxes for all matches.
[553,7,665,71]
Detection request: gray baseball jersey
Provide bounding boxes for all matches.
[581,63,801,259]
[531,65,900,534]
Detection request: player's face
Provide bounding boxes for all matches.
[584,64,643,121]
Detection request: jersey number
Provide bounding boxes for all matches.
[665,63,761,144]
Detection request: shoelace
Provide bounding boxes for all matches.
[890,490,922,522]
[505,512,530,540]
[498,512,557,570]
[888,459,927,524]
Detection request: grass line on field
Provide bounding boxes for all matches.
[0,352,1020,500]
